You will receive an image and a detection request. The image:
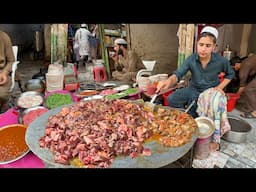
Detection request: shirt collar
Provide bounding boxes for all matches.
[196,52,217,62]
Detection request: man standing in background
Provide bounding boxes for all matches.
[234,54,256,118]
[0,30,15,113]
[74,24,93,68]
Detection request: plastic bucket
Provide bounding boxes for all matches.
[93,65,107,82]
[226,93,240,112]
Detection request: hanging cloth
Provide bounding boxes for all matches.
[51,24,68,65]
[177,24,195,68]
[196,88,231,144]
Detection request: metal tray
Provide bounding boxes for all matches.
[25,103,197,168]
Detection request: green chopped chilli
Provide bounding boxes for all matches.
[46,93,73,109]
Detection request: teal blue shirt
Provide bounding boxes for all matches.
[173,53,235,92]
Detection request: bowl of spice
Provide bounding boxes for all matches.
[0,124,29,164]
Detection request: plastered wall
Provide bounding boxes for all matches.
[216,24,243,56]
[127,24,179,75]
[0,24,44,52]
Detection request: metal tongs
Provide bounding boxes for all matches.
[150,87,176,104]
[149,80,186,104]
[184,100,195,113]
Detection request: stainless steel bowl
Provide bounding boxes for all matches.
[24,79,45,93]
[222,116,252,143]
[16,91,44,109]
[33,76,46,83]
[195,117,215,139]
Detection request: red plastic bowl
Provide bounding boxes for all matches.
[162,90,175,106]
[226,93,240,99]
[226,93,240,112]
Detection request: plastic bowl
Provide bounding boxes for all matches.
[45,90,78,102]
[226,93,240,112]
[127,88,143,100]
[44,90,78,109]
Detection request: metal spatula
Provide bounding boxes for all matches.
[150,93,158,103]
[149,87,176,104]
[185,100,196,113]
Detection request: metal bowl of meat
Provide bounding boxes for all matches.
[222,116,252,143]
[16,91,44,110]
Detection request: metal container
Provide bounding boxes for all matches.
[34,75,45,82]
[222,116,252,143]
[194,117,215,159]
[195,117,215,139]
[24,79,45,93]
[16,91,44,110]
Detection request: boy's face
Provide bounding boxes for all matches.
[197,36,216,59]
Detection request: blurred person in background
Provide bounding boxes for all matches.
[74,24,94,68]
[233,54,256,118]
[225,56,244,93]
[111,38,145,83]
[89,24,100,61]
[0,31,15,113]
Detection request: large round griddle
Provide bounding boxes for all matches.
[25,103,197,168]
